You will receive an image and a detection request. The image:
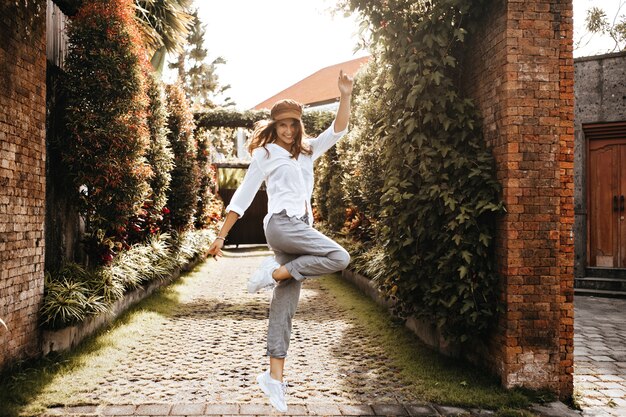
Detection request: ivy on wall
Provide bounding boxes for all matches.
[329,0,506,342]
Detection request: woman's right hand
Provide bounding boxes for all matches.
[207,238,225,260]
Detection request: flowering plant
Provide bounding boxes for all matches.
[62,0,152,263]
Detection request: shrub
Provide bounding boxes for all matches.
[164,83,200,230]
[195,129,222,228]
[117,72,176,246]
[62,0,152,245]
[337,0,505,343]
[218,168,246,189]
[313,146,346,232]
[313,61,387,238]
[106,232,177,290]
[337,56,387,241]
[145,71,174,213]
[40,263,108,329]
[302,111,336,136]
[41,230,214,329]
[171,228,214,266]
[195,108,266,129]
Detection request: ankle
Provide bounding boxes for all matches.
[272,265,294,281]
[271,266,283,281]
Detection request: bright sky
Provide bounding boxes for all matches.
[177,0,622,110]
[574,0,624,57]
[187,0,367,110]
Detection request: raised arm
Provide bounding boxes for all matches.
[333,69,353,133]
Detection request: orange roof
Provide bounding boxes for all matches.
[253,56,370,110]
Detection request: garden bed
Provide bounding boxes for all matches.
[41,253,206,356]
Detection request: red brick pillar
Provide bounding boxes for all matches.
[0,4,47,368]
[557,0,575,398]
[464,0,574,398]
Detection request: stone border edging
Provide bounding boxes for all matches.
[41,255,206,356]
[340,269,460,356]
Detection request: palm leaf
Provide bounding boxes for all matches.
[134,0,194,54]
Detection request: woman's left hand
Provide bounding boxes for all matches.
[207,238,224,260]
[338,69,353,97]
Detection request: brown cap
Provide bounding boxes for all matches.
[270,99,303,121]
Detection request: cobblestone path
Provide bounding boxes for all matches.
[80,247,416,404]
[34,246,495,416]
[574,296,626,417]
[31,246,604,417]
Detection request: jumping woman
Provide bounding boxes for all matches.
[207,70,353,412]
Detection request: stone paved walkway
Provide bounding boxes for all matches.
[575,296,626,417]
[33,246,495,417]
[30,246,585,417]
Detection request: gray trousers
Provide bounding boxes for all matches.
[264,210,350,358]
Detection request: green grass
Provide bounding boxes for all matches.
[0,263,203,417]
[317,275,553,417]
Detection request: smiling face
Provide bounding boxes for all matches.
[274,118,300,149]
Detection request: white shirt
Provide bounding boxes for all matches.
[225,121,348,232]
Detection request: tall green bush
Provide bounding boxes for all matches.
[145,72,174,213]
[313,57,386,239]
[195,129,222,228]
[313,147,346,231]
[339,0,505,342]
[62,0,152,257]
[165,83,199,230]
[336,55,387,241]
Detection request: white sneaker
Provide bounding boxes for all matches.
[248,257,279,293]
[256,370,288,413]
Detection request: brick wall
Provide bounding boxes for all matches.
[463,0,574,398]
[0,4,47,369]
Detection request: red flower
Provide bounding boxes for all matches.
[101,252,114,264]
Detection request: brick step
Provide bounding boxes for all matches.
[39,402,478,417]
[575,276,626,292]
[585,267,626,279]
[574,287,626,299]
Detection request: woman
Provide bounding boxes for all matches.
[207,70,353,413]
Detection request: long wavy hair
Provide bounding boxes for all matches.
[248,118,312,159]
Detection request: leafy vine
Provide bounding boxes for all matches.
[338,0,505,342]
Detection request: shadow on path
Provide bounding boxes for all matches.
[0,246,555,417]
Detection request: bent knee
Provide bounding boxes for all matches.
[330,248,351,271]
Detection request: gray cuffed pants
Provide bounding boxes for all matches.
[264,210,350,358]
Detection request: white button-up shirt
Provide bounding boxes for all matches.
[225,121,347,231]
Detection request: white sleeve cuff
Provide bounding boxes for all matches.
[331,120,348,136]
[225,203,244,218]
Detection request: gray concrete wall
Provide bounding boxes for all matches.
[574,51,626,277]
